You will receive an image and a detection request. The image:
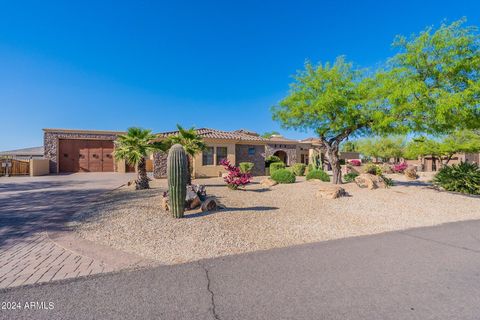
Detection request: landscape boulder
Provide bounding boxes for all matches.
[404,167,419,180]
[354,173,387,190]
[201,197,225,212]
[316,185,347,199]
[261,177,278,187]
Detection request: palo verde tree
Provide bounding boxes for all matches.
[114,127,167,190]
[382,19,480,135]
[405,130,480,165]
[272,57,388,184]
[356,135,406,162]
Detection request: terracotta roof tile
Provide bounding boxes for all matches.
[157,128,268,142]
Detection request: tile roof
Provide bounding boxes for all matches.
[157,128,268,142]
[0,146,44,156]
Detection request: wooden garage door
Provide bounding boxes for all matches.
[59,139,114,172]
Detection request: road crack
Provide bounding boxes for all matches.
[198,261,220,320]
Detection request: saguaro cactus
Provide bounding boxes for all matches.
[167,144,188,218]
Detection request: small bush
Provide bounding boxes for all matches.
[339,159,346,165]
[271,169,296,184]
[349,159,361,166]
[393,162,408,173]
[382,175,395,187]
[343,172,359,183]
[306,169,330,182]
[292,163,307,176]
[364,163,382,176]
[239,162,254,174]
[433,162,480,195]
[270,162,286,175]
[265,155,282,167]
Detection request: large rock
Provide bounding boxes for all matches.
[201,197,225,212]
[316,185,347,199]
[261,178,278,187]
[404,167,418,180]
[354,173,387,190]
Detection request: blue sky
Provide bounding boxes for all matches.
[0,0,479,150]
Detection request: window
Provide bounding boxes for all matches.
[248,147,255,155]
[202,147,214,165]
[216,147,228,165]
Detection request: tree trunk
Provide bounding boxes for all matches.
[444,154,453,165]
[324,145,342,184]
[136,157,149,190]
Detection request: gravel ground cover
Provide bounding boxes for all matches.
[74,173,480,265]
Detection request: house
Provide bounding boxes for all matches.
[419,152,480,171]
[0,146,44,160]
[42,127,361,176]
[153,128,268,178]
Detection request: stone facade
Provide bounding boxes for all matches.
[265,144,297,166]
[44,130,120,173]
[235,144,265,176]
[153,151,168,178]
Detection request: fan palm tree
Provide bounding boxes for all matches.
[166,124,206,184]
[114,127,166,190]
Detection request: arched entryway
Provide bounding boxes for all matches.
[274,150,288,165]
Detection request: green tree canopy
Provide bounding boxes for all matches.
[272,57,388,184]
[261,131,281,139]
[382,19,480,134]
[356,136,406,161]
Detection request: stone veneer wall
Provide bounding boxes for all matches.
[44,131,120,173]
[265,144,297,166]
[153,151,168,178]
[235,144,265,176]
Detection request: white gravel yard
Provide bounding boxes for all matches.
[74,174,480,265]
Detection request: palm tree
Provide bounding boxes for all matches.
[114,127,166,190]
[166,124,206,184]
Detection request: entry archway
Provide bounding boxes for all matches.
[273,150,288,165]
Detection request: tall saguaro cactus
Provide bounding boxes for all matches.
[167,144,188,218]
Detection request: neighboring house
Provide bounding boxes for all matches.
[420,153,480,171]
[0,146,44,160]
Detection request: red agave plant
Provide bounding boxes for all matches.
[220,159,252,190]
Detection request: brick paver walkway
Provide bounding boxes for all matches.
[0,173,137,289]
[0,233,112,288]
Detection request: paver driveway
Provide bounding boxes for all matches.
[0,173,138,289]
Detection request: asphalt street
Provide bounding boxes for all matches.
[2,219,480,320]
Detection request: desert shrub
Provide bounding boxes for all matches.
[265,155,282,167]
[271,169,296,184]
[239,162,254,174]
[220,159,252,190]
[306,169,330,182]
[364,163,382,176]
[339,159,346,165]
[433,162,480,195]
[382,175,395,187]
[393,162,408,173]
[349,159,361,166]
[343,172,359,183]
[270,162,286,175]
[292,163,307,176]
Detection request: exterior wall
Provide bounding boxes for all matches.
[235,144,265,176]
[296,144,311,164]
[193,142,236,178]
[265,143,297,166]
[44,130,121,173]
[29,159,50,176]
[339,152,361,160]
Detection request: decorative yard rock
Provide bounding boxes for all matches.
[161,193,169,211]
[404,167,419,180]
[261,177,278,187]
[201,197,224,212]
[316,185,347,199]
[354,173,387,190]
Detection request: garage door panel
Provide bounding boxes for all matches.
[101,141,114,172]
[59,139,114,173]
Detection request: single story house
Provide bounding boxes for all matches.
[0,146,44,160]
[42,128,360,177]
